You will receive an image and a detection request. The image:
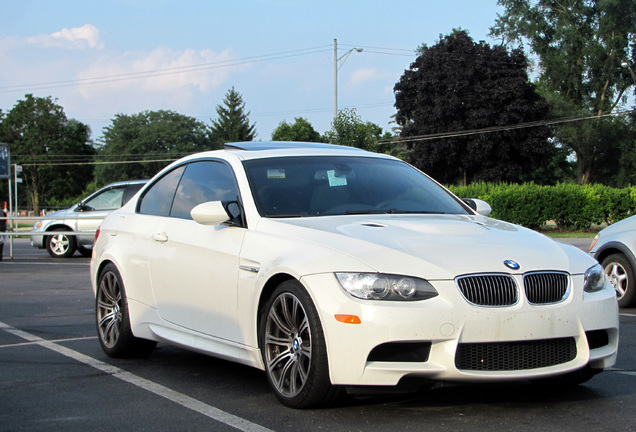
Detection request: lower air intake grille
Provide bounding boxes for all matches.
[455,337,577,371]
[524,272,569,304]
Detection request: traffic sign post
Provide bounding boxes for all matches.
[0,143,9,180]
[0,144,9,259]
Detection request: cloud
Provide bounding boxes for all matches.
[350,67,388,86]
[76,46,235,101]
[27,24,103,50]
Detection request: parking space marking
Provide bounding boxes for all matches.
[0,335,97,349]
[0,261,89,266]
[0,321,273,432]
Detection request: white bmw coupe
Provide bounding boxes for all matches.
[90,142,618,408]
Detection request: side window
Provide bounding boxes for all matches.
[170,161,239,219]
[83,187,125,211]
[138,166,186,216]
[123,182,146,204]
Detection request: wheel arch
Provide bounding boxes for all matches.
[256,272,298,347]
[44,223,75,235]
[595,242,636,270]
[92,259,116,293]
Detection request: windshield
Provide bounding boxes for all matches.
[243,156,469,217]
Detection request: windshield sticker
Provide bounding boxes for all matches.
[328,170,347,187]
[267,169,286,179]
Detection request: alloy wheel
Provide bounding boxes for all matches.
[605,262,628,300]
[97,270,123,349]
[263,292,312,397]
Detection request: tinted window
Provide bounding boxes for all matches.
[123,182,146,204]
[243,156,468,217]
[138,166,186,216]
[84,187,125,211]
[170,161,238,219]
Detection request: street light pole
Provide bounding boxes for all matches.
[622,61,636,84]
[333,39,363,121]
[334,39,338,121]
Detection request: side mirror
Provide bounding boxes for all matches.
[76,202,86,212]
[462,198,492,217]
[191,201,230,226]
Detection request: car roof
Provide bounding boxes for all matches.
[224,141,367,152]
[102,179,148,188]
[177,141,393,164]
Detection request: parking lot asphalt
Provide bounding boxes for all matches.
[1,237,636,432]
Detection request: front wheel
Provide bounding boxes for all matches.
[602,253,636,308]
[96,263,156,358]
[45,230,77,258]
[260,280,344,408]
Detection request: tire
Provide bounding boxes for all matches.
[45,229,77,258]
[96,263,156,358]
[260,280,344,408]
[77,245,93,258]
[601,253,636,308]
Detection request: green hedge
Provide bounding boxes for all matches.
[447,182,636,230]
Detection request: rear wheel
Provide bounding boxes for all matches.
[96,263,156,357]
[45,229,76,258]
[77,245,93,257]
[260,280,344,408]
[602,253,636,307]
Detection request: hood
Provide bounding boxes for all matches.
[257,214,594,279]
[599,214,636,237]
[43,206,78,219]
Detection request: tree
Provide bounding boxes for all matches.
[271,117,323,142]
[95,110,214,184]
[0,94,94,213]
[394,30,552,185]
[209,87,256,145]
[323,108,384,151]
[589,114,636,187]
[490,0,636,184]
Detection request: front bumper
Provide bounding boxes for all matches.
[30,233,44,248]
[302,273,618,386]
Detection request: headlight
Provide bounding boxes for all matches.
[34,221,43,229]
[583,264,605,293]
[589,234,599,252]
[335,273,438,301]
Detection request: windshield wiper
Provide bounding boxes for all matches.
[345,209,446,215]
[345,210,389,215]
[265,213,305,218]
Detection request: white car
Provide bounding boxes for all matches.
[590,214,636,307]
[31,180,146,258]
[90,142,618,408]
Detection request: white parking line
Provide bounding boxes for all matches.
[0,321,273,432]
[0,335,97,349]
[0,261,89,266]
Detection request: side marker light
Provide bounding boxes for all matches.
[335,314,361,324]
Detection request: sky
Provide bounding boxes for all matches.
[0,0,504,143]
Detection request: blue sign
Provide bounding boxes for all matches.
[0,144,9,180]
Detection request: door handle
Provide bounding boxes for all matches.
[152,232,168,243]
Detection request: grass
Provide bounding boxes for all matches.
[542,231,597,238]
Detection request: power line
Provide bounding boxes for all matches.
[19,158,179,167]
[11,109,635,167]
[0,42,421,95]
[0,45,333,93]
[379,109,636,145]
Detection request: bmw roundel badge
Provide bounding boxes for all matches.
[504,260,520,270]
